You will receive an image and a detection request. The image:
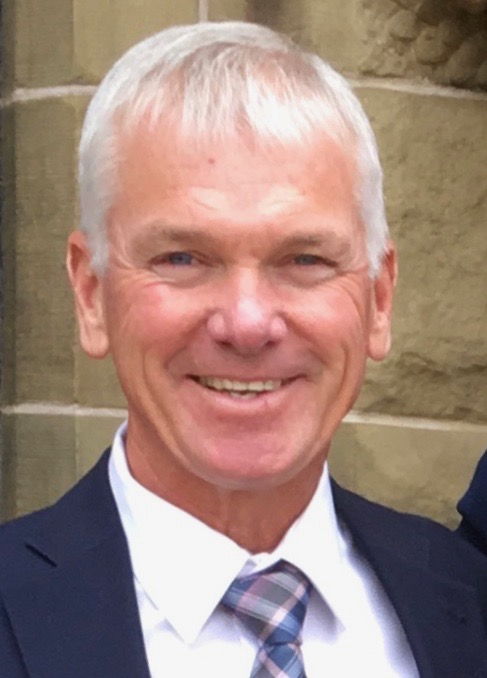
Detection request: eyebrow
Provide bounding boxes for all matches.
[133,223,220,248]
[132,222,350,253]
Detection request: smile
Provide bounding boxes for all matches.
[192,376,286,399]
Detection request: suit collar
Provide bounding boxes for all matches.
[333,481,487,678]
[3,451,151,678]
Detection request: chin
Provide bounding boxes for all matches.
[193,447,312,493]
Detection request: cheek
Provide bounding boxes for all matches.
[110,284,205,356]
[300,288,371,355]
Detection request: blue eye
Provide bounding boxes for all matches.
[294,254,322,266]
[167,252,194,266]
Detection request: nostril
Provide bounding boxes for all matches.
[269,316,287,342]
[206,312,228,342]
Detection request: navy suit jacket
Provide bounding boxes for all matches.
[2,450,487,678]
[458,449,487,557]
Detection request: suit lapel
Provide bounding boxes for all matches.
[3,452,151,678]
[333,482,487,678]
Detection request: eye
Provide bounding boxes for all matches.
[279,252,337,286]
[293,254,325,266]
[292,254,336,269]
[166,251,194,266]
[149,250,211,286]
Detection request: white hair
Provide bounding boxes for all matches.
[79,21,388,277]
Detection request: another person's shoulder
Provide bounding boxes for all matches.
[457,449,487,556]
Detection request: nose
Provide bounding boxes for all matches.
[206,268,287,355]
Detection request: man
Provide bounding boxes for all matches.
[458,449,487,556]
[1,22,487,678]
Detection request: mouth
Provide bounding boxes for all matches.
[190,376,292,399]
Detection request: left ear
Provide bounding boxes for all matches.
[367,241,397,362]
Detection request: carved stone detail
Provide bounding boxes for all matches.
[359,0,487,90]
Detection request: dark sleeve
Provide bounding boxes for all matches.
[457,449,487,557]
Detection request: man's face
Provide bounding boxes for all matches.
[69,125,395,494]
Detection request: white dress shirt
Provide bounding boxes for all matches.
[108,422,418,677]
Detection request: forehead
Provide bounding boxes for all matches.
[110,121,360,238]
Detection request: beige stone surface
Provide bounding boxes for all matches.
[355,88,487,424]
[359,0,487,90]
[329,417,487,528]
[76,414,125,477]
[250,0,362,74]
[1,413,77,521]
[210,0,249,21]
[73,1,198,84]
[1,412,124,521]
[1,1,16,93]
[1,108,18,404]
[4,0,199,89]
[75,351,126,407]
[2,0,75,89]
[2,97,90,405]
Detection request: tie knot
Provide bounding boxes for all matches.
[222,560,311,647]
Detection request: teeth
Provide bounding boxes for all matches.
[197,377,282,393]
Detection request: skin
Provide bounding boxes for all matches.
[67,124,396,553]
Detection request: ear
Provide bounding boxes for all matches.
[367,241,397,362]
[66,231,109,359]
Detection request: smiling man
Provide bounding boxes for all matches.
[1,22,487,678]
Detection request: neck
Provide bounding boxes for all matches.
[124,426,326,553]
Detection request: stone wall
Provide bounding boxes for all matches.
[1,0,486,525]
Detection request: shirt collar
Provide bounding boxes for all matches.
[109,422,351,643]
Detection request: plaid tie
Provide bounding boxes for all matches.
[222,560,311,678]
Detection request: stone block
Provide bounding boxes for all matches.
[330,416,487,527]
[209,0,249,21]
[1,411,124,521]
[250,0,362,74]
[1,107,18,404]
[3,1,199,89]
[75,350,126,408]
[76,413,125,477]
[359,0,487,91]
[355,88,487,424]
[2,0,75,89]
[2,97,89,405]
[73,0,198,84]
[1,413,77,521]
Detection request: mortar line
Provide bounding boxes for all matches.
[1,77,485,110]
[198,0,209,22]
[1,403,127,417]
[0,84,98,108]
[2,402,487,432]
[349,76,487,101]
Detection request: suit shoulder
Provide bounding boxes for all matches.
[0,506,58,589]
[0,450,113,590]
[333,482,487,584]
